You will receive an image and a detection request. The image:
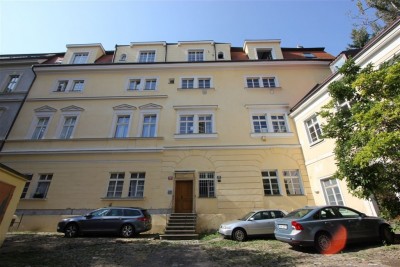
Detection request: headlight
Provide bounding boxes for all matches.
[220,225,230,229]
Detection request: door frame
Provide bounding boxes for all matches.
[173,171,195,213]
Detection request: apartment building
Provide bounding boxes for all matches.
[0,40,334,232]
[290,18,400,216]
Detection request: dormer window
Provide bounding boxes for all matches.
[188,50,204,62]
[119,54,127,62]
[217,52,224,59]
[71,52,89,64]
[139,51,156,63]
[256,49,273,60]
[303,53,316,59]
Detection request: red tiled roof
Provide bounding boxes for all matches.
[95,54,113,63]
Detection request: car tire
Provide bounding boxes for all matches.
[232,228,247,242]
[315,232,332,254]
[120,224,135,238]
[380,225,395,245]
[65,223,79,238]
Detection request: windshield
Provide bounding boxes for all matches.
[239,212,255,221]
[285,208,313,219]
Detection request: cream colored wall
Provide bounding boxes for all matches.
[166,43,217,61]
[116,44,167,63]
[0,167,26,246]
[243,41,283,59]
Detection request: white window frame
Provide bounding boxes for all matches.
[129,172,145,198]
[199,172,215,198]
[179,77,213,89]
[106,172,124,198]
[305,114,323,145]
[249,108,292,138]
[138,50,156,63]
[27,111,55,139]
[56,111,81,139]
[20,174,33,199]
[31,117,51,140]
[138,110,159,138]
[188,50,204,62]
[110,110,133,138]
[144,78,157,90]
[3,74,20,93]
[320,177,345,205]
[262,170,281,196]
[245,76,279,88]
[125,77,159,91]
[174,107,218,139]
[283,170,303,195]
[71,52,89,64]
[114,114,131,138]
[33,174,53,199]
[53,79,86,93]
[71,80,85,92]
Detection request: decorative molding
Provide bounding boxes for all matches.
[113,104,136,110]
[34,105,57,113]
[60,105,84,112]
[139,103,162,110]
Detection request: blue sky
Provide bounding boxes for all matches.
[0,0,362,56]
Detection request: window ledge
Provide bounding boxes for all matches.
[177,87,215,91]
[198,196,217,199]
[174,133,218,139]
[21,198,47,201]
[251,132,294,138]
[309,139,325,147]
[101,197,145,201]
[286,194,305,196]
[264,194,283,197]
[245,86,281,90]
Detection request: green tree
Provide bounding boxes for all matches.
[348,0,400,49]
[320,58,400,218]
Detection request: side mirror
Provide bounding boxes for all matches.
[249,217,255,221]
[85,214,93,219]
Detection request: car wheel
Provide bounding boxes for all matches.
[120,224,135,238]
[380,225,394,245]
[315,232,332,254]
[232,228,247,242]
[65,223,79,238]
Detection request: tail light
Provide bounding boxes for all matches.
[291,221,304,230]
[137,217,149,222]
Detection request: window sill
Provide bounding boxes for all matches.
[101,197,145,201]
[309,139,325,147]
[251,132,294,138]
[245,86,281,90]
[198,196,217,198]
[177,87,215,91]
[286,194,305,196]
[264,194,283,197]
[21,198,47,201]
[174,133,218,139]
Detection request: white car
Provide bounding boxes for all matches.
[219,209,287,241]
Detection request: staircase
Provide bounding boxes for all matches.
[159,213,198,240]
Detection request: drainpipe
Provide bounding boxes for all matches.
[165,43,168,62]
[213,42,216,61]
[112,44,117,63]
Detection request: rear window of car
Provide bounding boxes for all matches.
[141,209,151,218]
[124,209,141,217]
[285,208,313,218]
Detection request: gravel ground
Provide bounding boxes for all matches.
[0,232,399,267]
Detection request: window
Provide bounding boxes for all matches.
[144,79,157,90]
[256,49,273,60]
[141,114,157,137]
[55,80,68,92]
[252,114,268,133]
[188,50,204,62]
[182,79,194,89]
[217,52,224,59]
[119,54,127,62]
[106,173,124,198]
[4,75,20,93]
[199,172,215,197]
[114,115,130,138]
[129,172,145,197]
[246,77,277,88]
[247,78,260,88]
[198,78,211,89]
[21,174,33,198]
[262,77,276,88]
[179,114,213,134]
[283,170,303,195]
[72,53,89,64]
[321,178,344,205]
[72,80,85,92]
[271,115,287,133]
[262,170,280,195]
[59,116,77,139]
[33,174,52,198]
[305,115,323,144]
[303,53,316,59]
[31,117,50,139]
[139,51,155,63]
[128,79,141,90]
[179,115,194,134]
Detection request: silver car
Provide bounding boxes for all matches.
[219,209,287,241]
[274,205,394,253]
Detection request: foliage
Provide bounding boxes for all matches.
[348,0,400,49]
[320,58,400,218]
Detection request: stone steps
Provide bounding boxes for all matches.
[159,213,198,240]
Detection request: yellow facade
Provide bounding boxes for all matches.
[0,40,334,233]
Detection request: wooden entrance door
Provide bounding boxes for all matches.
[174,180,193,213]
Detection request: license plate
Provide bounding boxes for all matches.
[278,224,287,229]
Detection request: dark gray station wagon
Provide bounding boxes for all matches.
[57,207,152,238]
